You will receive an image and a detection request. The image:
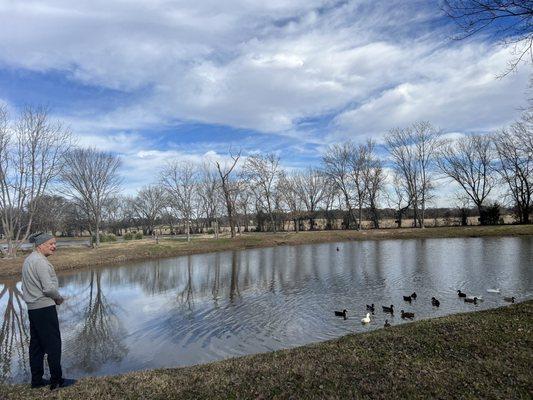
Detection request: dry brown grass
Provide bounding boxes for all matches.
[1,224,532,279]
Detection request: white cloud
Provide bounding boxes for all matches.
[0,0,528,165]
[331,44,529,140]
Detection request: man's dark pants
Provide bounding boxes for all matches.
[27,305,62,385]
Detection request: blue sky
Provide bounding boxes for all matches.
[0,0,530,200]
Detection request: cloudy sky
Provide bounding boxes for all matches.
[0,0,530,198]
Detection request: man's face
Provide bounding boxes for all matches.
[37,238,57,257]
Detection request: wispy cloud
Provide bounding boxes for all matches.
[0,0,528,193]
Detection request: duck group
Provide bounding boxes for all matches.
[333,287,517,329]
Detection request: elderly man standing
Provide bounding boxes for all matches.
[21,232,76,390]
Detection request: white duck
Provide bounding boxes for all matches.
[361,313,371,324]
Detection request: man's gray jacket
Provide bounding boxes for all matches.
[22,251,61,310]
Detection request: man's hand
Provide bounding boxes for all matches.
[54,296,64,305]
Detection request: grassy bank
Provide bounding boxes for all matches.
[1,301,531,399]
[0,224,532,279]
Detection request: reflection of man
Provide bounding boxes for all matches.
[21,232,76,390]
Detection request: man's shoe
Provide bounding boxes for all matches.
[31,379,50,389]
[50,378,77,390]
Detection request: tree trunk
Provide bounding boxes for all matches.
[95,216,101,247]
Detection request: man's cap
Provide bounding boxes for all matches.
[28,232,54,246]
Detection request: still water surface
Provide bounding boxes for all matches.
[0,236,532,383]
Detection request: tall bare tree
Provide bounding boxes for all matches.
[362,140,386,229]
[30,195,70,235]
[0,106,71,257]
[494,113,533,223]
[437,134,496,224]
[278,171,305,232]
[243,153,281,232]
[387,171,412,228]
[322,142,356,229]
[61,148,122,247]
[234,180,254,233]
[130,185,168,235]
[292,168,327,230]
[386,122,441,228]
[197,164,221,237]
[215,151,240,238]
[442,0,533,74]
[349,144,368,230]
[161,162,198,242]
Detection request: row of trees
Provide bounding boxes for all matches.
[0,105,531,257]
[0,106,122,256]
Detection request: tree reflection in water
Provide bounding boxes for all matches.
[66,270,127,373]
[178,256,195,311]
[229,251,240,303]
[0,280,29,383]
[211,253,221,305]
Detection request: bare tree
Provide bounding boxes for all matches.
[442,0,533,74]
[292,168,327,230]
[0,106,71,257]
[197,164,221,237]
[494,114,533,223]
[102,195,132,236]
[386,171,412,228]
[386,122,441,228]
[30,195,70,235]
[322,180,340,230]
[437,134,496,224]
[61,148,122,247]
[161,162,198,242]
[131,185,168,235]
[243,153,281,232]
[234,179,254,233]
[362,140,386,229]
[215,151,240,238]
[278,171,305,232]
[349,141,385,230]
[322,142,356,229]
[348,144,367,230]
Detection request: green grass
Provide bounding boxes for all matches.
[1,301,531,399]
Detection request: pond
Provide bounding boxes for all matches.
[0,236,532,384]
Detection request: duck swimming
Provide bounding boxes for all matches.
[382,305,394,313]
[503,296,515,303]
[366,304,375,312]
[457,290,467,298]
[431,297,440,307]
[464,297,478,304]
[335,309,347,319]
[384,319,391,328]
[361,313,371,324]
[403,295,412,302]
[401,310,415,319]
